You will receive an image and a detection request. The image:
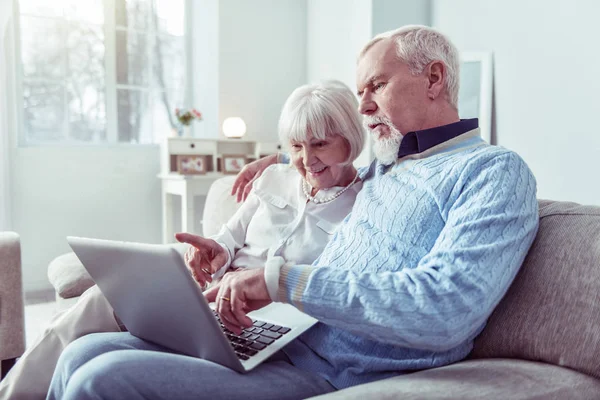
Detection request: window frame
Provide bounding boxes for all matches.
[13,0,193,147]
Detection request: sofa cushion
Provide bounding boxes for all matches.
[47,252,95,299]
[202,175,241,237]
[470,200,600,379]
[309,359,600,400]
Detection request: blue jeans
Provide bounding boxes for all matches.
[47,332,335,400]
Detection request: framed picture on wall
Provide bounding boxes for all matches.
[177,155,207,175]
[221,154,247,174]
[458,52,493,143]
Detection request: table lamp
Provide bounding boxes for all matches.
[222,117,246,139]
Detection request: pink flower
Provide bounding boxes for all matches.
[175,107,203,125]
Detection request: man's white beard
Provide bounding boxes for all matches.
[364,117,403,166]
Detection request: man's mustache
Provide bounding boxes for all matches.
[362,116,392,130]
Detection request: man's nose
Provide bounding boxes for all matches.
[358,95,376,115]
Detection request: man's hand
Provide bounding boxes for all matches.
[231,154,278,203]
[175,232,228,287]
[204,268,272,334]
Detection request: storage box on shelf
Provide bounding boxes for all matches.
[160,137,281,176]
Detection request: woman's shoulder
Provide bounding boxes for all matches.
[265,163,297,175]
[253,163,299,192]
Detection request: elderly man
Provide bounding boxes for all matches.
[46,25,538,399]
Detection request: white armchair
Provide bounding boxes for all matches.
[0,232,25,380]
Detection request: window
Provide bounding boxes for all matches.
[16,0,188,145]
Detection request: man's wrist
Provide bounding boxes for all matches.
[264,256,285,301]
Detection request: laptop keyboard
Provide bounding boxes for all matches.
[213,311,291,360]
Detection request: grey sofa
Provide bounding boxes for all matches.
[10,178,600,398]
[0,232,25,380]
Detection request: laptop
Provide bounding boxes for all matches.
[66,236,317,373]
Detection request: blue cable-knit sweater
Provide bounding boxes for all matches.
[277,128,539,389]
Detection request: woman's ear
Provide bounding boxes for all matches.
[426,61,445,100]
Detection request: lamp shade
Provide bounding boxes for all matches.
[222,117,246,139]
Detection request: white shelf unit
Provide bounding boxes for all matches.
[160,137,281,175]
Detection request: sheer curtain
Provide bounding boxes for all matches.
[0,1,13,231]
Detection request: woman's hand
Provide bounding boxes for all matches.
[231,154,278,203]
[175,232,228,287]
[204,268,272,335]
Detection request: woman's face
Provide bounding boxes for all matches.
[289,133,353,190]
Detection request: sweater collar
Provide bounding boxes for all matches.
[397,118,479,158]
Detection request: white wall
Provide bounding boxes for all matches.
[191,0,219,139]
[372,0,431,35]
[219,0,307,142]
[306,0,373,166]
[433,0,600,204]
[12,147,162,292]
[1,0,14,232]
[306,0,372,92]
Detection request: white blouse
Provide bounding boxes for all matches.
[211,164,362,279]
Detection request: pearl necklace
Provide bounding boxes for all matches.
[302,172,359,204]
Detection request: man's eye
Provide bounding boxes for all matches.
[291,144,302,150]
[374,82,385,91]
[315,142,327,148]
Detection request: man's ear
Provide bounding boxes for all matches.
[425,61,445,100]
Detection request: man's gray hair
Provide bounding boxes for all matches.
[359,25,460,108]
[278,80,365,165]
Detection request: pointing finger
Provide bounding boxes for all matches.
[175,232,207,249]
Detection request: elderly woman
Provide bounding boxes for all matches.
[0,80,366,400]
[177,79,365,332]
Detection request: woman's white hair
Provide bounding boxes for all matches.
[359,25,460,108]
[278,80,365,165]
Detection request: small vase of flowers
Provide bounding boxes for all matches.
[175,108,202,137]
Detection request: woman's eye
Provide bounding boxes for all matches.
[374,82,385,91]
[315,142,327,148]
[291,144,302,150]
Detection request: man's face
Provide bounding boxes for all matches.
[356,39,430,140]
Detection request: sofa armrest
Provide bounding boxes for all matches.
[0,232,25,361]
